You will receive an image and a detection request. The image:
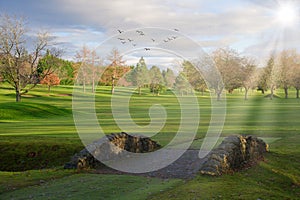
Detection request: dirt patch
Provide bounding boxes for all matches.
[94,149,205,179]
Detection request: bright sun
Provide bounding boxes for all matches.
[276,3,298,27]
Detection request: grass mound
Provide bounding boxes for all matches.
[0,137,83,171]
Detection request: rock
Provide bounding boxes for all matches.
[64,132,161,170]
[200,135,268,176]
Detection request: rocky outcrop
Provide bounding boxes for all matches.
[200,135,268,176]
[64,132,161,170]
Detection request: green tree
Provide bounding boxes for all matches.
[38,50,77,89]
[182,61,207,95]
[59,60,75,85]
[130,57,150,95]
[174,72,190,96]
[149,66,164,95]
[162,68,176,89]
[37,50,61,73]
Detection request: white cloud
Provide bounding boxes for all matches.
[2,0,300,63]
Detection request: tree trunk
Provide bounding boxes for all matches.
[261,89,265,94]
[111,85,115,94]
[48,85,51,93]
[270,86,274,100]
[15,87,21,102]
[92,79,95,93]
[284,86,288,99]
[217,91,221,101]
[83,81,86,93]
[138,86,141,95]
[244,88,249,100]
[111,78,115,94]
[296,88,299,99]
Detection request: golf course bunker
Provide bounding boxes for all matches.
[65,134,268,179]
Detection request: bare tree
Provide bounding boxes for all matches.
[0,14,52,102]
[212,48,243,94]
[264,55,280,100]
[241,58,258,100]
[290,53,300,98]
[90,50,102,93]
[75,45,90,93]
[191,54,224,101]
[277,49,298,99]
[75,46,103,93]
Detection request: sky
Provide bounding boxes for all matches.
[1,0,300,68]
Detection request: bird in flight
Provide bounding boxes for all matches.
[121,41,126,44]
[151,38,155,42]
[128,38,133,42]
[118,37,125,40]
[117,29,124,33]
[132,43,137,47]
[136,30,145,36]
[174,28,179,31]
[144,48,150,51]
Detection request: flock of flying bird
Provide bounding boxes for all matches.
[116,29,179,51]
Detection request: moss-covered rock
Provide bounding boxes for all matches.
[64,132,161,170]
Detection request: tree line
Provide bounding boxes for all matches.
[210,48,300,100]
[1,14,300,102]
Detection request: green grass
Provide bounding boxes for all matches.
[0,173,181,200]
[0,168,75,194]
[0,84,299,199]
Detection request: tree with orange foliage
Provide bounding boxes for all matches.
[40,73,60,92]
[106,48,127,94]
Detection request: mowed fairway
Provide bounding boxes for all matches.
[0,84,299,199]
